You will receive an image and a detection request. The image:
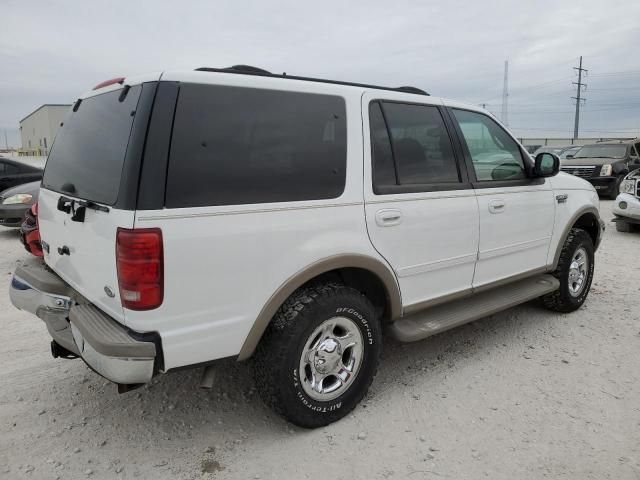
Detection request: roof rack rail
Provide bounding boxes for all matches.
[219,65,272,75]
[194,66,429,96]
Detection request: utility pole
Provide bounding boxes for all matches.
[501,60,509,127]
[3,130,8,150]
[572,56,587,139]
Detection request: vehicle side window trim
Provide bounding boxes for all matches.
[444,106,542,189]
[376,101,401,186]
[368,99,472,194]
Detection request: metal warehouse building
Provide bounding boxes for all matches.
[19,104,71,156]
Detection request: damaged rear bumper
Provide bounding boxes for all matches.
[10,258,157,384]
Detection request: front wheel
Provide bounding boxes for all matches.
[542,228,595,313]
[253,283,382,428]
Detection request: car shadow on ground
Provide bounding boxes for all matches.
[0,228,19,239]
[51,299,560,444]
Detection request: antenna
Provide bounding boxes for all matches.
[501,60,509,126]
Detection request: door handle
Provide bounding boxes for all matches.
[375,209,403,227]
[488,200,506,214]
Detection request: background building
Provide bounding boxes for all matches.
[19,104,70,156]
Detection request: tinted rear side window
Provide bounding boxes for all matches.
[383,103,460,184]
[166,84,347,208]
[43,86,141,205]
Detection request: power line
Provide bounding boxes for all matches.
[589,70,640,77]
[471,76,573,104]
[571,56,587,139]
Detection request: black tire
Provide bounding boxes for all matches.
[253,283,382,428]
[542,228,594,313]
[615,220,633,233]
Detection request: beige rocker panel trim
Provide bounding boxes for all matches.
[237,254,402,360]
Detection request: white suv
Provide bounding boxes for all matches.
[10,65,604,427]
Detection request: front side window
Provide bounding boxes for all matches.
[453,109,526,182]
[4,163,19,174]
[631,143,640,157]
[369,101,461,192]
[167,84,347,208]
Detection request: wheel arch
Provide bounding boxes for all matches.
[237,254,401,360]
[551,207,602,270]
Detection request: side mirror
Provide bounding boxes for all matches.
[534,152,560,177]
[565,154,574,159]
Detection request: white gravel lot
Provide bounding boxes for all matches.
[0,200,638,480]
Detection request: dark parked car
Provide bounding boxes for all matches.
[533,145,581,160]
[0,180,40,227]
[559,145,581,159]
[0,157,43,191]
[533,146,568,156]
[560,139,640,198]
[524,145,542,154]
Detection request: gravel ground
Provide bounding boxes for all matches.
[0,200,638,480]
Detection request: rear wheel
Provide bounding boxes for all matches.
[542,228,594,313]
[253,283,381,428]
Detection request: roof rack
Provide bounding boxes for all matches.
[195,65,429,96]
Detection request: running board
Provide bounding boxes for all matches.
[389,274,559,342]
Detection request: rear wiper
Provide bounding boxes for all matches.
[57,195,109,223]
[76,199,109,213]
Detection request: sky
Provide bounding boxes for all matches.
[1,0,639,148]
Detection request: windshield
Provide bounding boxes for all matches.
[533,146,565,156]
[42,86,142,205]
[560,147,580,159]
[573,144,627,159]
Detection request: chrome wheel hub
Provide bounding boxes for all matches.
[299,316,364,402]
[568,247,589,297]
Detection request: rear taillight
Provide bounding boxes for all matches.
[116,228,163,310]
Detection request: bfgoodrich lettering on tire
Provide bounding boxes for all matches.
[253,283,382,428]
[542,228,595,313]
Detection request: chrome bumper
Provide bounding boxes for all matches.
[10,274,79,356]
[612,193,640,221]
[10,260,156,385]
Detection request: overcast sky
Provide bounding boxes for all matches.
[1,0,639,147]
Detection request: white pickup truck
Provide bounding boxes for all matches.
[10,66,604,427]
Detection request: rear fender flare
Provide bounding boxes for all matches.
[237,254,401,360]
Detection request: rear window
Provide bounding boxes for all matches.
[166,83,347,208]
[43,86,142,205]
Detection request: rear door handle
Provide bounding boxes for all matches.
[375,209,403,227]
[488,200,506,214]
